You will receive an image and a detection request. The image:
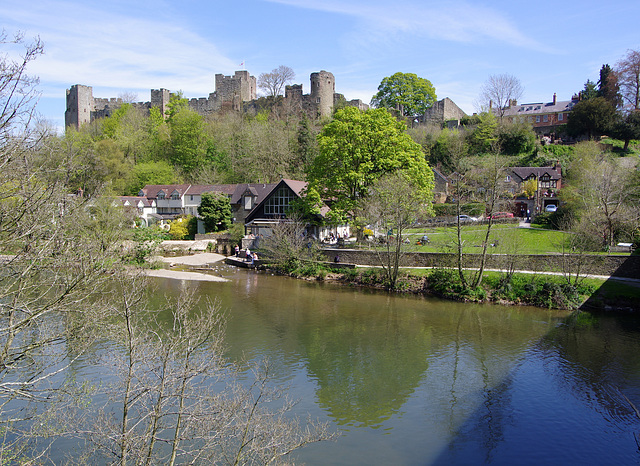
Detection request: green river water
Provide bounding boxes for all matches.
[140,264,640,465]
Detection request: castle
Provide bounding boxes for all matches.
[65,70,368,129]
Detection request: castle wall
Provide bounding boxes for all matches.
[423,97,467,126]
[66,70,358,129]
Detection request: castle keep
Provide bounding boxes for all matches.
[65,70,367,129]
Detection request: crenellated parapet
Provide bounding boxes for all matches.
[65,69,364,129]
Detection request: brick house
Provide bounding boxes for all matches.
[499,94,579,137]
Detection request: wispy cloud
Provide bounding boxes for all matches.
[3,0,238,98]
[265,0,540,50]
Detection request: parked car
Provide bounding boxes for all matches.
[456,215,478,222]
[488,212,514,219]
[545,204,557,212]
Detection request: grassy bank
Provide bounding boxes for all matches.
[271,260,638,310]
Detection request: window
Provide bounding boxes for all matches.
[190,195,194,201]
[505,175,511,182]
[157,191,165,200]
[536,116,540,123]
[244,195,252,210]
[171,192,180,200]
[264,186,296,216]
[558,113,564,121]
[543,115,548,122]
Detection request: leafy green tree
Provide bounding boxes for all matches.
[497,120,536,155]
[307,107,434,223]
[198,191,232,232]
[611,110,640,151]
[93,139,134,194]
[467,111,498,154]
[581,79,598,100]
[168,107,208,175]
[168,215,195,240]
[428,128,468,172]
[124,161,179,195]
[566,97,617,139]
[101,103,132,139]
[371,72,437,118]
[598,64,621,108]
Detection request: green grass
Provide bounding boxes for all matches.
[404,224,569,255]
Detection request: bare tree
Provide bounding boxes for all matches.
[478,74,524,119]
[68,273,335,465]
[360,172,431,290]
[565,143,640,249]
[258,212,321,271]
[616,49,640,111]
[258,65,295,98]
[118,91,138,103]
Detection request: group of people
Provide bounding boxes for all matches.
[235,245,258,264]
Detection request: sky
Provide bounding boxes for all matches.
[4,0,640,131]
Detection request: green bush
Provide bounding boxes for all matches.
[433,202,485,217]
[498,121,536,155]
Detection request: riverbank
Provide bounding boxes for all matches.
[250,257,640,311]
[140,252,229,282]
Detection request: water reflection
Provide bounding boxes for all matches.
[149,268,640,465]
[435,312,640,465]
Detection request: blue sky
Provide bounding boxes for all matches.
[4,0,639,130]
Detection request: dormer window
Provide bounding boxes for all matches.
[244,195,252,210]
[171,192,180,200]
[157,191,166,200]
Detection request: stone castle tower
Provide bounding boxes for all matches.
[310,71,335,118]
[65,85,93,128]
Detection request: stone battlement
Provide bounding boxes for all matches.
[65,69,366,129]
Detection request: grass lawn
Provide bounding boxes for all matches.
[404,224,570,255]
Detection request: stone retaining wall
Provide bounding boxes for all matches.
[321,249,639,279]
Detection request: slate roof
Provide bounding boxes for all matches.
[118,196,154,207]
[139,184,191,199]
[511,166,561,182]
[501,99,576,118]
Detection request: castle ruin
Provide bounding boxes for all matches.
[65,70,367,129]
[422,97,467,127]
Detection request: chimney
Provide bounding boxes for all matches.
[489,100,493,109]
[552,93,557,105]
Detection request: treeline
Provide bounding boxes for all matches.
[64,94,322,196]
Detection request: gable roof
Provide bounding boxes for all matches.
[229,183,277,205]
[118,196,154,208]
[511,166,561,182]
[140,184,191,199]
[501,99,576,118]
[244,179,309,223]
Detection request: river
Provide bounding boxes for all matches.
[142,264,640,465]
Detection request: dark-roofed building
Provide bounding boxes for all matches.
[133,180,349,241]
[508,163,562,217]
[499,94,578,136]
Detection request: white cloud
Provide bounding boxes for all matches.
[265,0,540,50]
[4,0,238,98]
